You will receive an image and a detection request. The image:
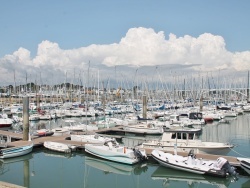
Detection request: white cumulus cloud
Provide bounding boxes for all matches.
[0,27,250,85]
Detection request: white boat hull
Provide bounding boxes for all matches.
[0,143,33,159]
[237,157,250,175]
[143,143,232,155]
[85,144,143,165]
[151,150,229,177]
[44,141,74,153]
[123,126,163,135]
[71,134,111,144]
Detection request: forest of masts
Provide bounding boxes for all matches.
[0,70,249,105]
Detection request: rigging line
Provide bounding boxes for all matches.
[229,147,249,158]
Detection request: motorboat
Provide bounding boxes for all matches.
[0,142,33,159]
[33,129,54,137]
[44,141,77,153]
[237,157,250,175]
[0,114,13,129]
[163,127,201,133]
[51,127,71,136]
[151,149,237,178]
[151,166,235,188]
[63,120,98,132]
[123,122,164,135]
[70,134,113,144]
[141,129,234,155]
[90,118,117,129]
[85,140,147,165]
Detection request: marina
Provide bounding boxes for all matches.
[1,82,250,188]
[0,99,250,187]
[1,1,250,188]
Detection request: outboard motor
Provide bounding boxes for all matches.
[216,157,237,176]
[133,149,147,161]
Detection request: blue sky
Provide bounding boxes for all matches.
[0,0,250,85]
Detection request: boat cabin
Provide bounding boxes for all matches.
[189,112,203,120]
[169,114,180,121]
[161,130,201,141]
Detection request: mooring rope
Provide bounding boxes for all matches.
[229,147,249,158]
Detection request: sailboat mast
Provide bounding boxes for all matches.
[247,70,249,103]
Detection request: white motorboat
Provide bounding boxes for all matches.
[151,149,237,178]
[123,122,164,135]
[0,142,33,159]
[44,141,76,153]
[70,134,113,144]
[64,120,98,132]
[29,113,40,121]
[51,127,71,136]
[91,118,117,129]
[85,140,147,165]
[0,114,13,129]
[141,129,234,155]
[237,157,250,175]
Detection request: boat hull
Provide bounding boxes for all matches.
[123,126,163,135]
[237,157,250,175]
[85,144,139,165]
[143,143,233,155]
[0,143,33,159]
[44,141,72,153]
[151,150,227,178]
[71,134,110,144]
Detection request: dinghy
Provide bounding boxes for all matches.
[44,141,76,153]
[0,142,33,159]
[151,149,237,178]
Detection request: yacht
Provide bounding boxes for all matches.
[141,129,234,155]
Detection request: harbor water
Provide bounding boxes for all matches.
[0,114,250,188]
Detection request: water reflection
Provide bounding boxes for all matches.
[0,152,33,187]
[151,166,236,188]
[43,148,76,159]
[202,115,250,144]
[84,154,148,176]
[242,179,250,188]
[1,114,250,187]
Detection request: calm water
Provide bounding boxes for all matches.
[0,114,250,188]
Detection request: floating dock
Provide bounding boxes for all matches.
[0,129,241,167]
[0,181,26,188]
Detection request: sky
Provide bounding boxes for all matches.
[0,0,250,88]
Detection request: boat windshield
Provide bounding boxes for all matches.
[171,132,195,140]
[171,133,187,140]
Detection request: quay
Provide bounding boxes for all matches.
[0,181,25,188]
[0,128,241,167]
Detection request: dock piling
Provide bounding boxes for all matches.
[23,96,30,141]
